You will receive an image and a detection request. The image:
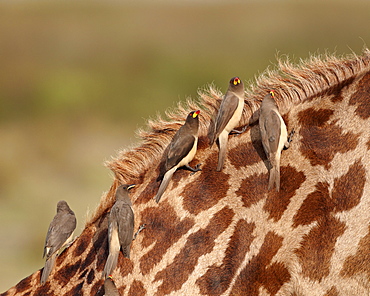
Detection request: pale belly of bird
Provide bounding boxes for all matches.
[177,137,198,168]
[225,97,244,133]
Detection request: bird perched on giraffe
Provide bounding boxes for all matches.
[41,200,76,285]
[210,76,245,171]
[259,90,294,191]
[155,110,201,203]
[103,184,135,279]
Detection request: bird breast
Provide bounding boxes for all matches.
[224,96,244,133]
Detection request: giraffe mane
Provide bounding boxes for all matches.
[87,48,370,226]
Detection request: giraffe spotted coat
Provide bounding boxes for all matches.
[2,49,370,296]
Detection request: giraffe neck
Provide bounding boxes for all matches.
[4,49,370,296]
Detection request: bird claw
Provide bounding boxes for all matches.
[284,128,295,150]
[133,224,146,240]
[288,129,295,142]
[231,126,247,136]
[190,163,202,175]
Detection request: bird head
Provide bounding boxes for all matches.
[190,110,200,118]
[230,77,241,86]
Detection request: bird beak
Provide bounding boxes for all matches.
[127,184,136,190]
[193,110,200,118]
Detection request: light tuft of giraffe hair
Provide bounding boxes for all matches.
[88,48,370,226]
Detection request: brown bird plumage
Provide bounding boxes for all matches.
[259,91,293,191]
[103,184,135,279]
[104,276,120,296]
[210,77,245,171]
[41,200,76,285]
[155,110,201,203]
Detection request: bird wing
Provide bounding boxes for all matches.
[165,126,196,170]
[212,92,239,141]
[44,212,76,258]
[116,204,134,248]
[261,110,281,160]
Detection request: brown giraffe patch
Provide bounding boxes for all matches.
[293,182,330,227]
[293,161,365,281]
[228,141,262,169]
[294,160,365,227]
[236,172,268,208]
[196,219,256,295]
[57,259,81,286]
[349,72,370,119]
[328,76,355,103]
[14,276,32,294]
[128,280,146,296]
[264,165,306,221]
[230,231,290,295]
[73,227,93,257]
[341,225,370,279]
[325,286,339,296]
[96,237,109,273]
[298,108,359,169]
[78,268,88,280]
[139,202,195,275]
[79,227,108,273]
[116,254,134,278]
[65,281,83,295]
[182,155,230,215]
[296,216,346,281]
[331,160,365,212]
[136,175,159,204]
[34,283,53,296]
[298,108,334,128]
[154,207,234,295]
[86,269,95,284]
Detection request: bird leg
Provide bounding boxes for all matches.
[230,126,247,136]
[184,163,202,175]
[284,128,295,149]
[133,224,146,240]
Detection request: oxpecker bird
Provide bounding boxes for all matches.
[103,184,135,279]
[259,91,293,191]
[155,110,201,203]
[41,200,76,285]
[210,77,245,171]
[104,276,121,296]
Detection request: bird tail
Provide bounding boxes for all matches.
[40,253,57,285]
[123,244,131,259]
[155,166,176,203]
[102,250,119,279]
[268,163,280,192]
[216,133,228,171]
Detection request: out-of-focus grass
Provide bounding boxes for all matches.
[0,0,369,292]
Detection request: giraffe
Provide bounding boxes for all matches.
[2,49,370,296]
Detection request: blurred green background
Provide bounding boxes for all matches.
[0,0,369,291]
